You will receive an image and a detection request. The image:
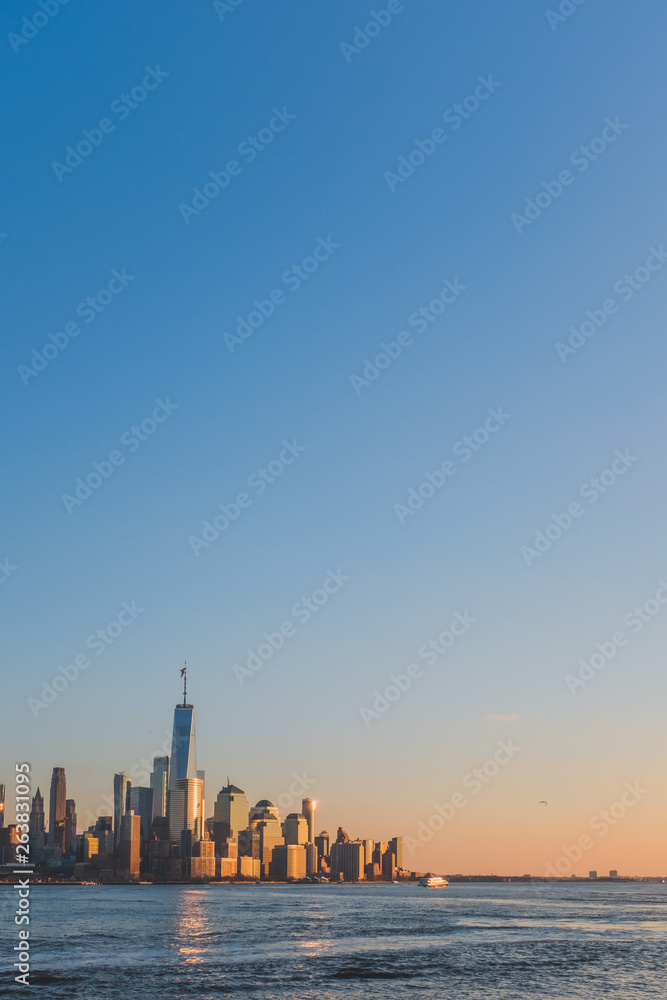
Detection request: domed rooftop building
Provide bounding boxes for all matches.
[250,799,280,824]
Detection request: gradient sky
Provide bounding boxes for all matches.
[2,0,667,876]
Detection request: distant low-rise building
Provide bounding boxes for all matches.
[216,857,237,879]
[191,836,215,880]
[237,856,261,879]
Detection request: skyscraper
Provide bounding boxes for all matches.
[254,804,284,877]
[64,799,77,852]
[272,844,307,880]
[306,842,318,877]
[284,813,309,846]
[213,784,249,848]
[0,784,5,830]
[197,769,206,834]
[330,840,365,881]
[169,670,197,788]
[372,841,388,876]
[0,824,19,864]
[81,833,99,862]
[150,756,169,819]
[29,788,45,834]
[49,767,66,850]
[168,778,204,842]
[119,812,141,879]
[389,836,403,871]
[129,787,154,852]
[301,797,316,842]
[93,817,114,858]
[113,773,131,850]
[167,669,202,843]
[315,830,330,860]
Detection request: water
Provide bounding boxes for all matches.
[1,882,665,998]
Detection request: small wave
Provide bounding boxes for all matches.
[332,964,420,980]
[26,970,88,985]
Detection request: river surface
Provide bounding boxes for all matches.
[1,881,665,997]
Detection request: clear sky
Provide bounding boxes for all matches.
[2,0,666,876]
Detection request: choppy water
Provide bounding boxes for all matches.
[1,881,665,998]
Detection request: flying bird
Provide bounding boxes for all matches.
[180,666,187,677]
[538,800,548,806]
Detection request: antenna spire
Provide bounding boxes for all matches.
[180,662,187,705]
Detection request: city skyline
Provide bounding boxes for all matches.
[2,676,407,883]
[2,0,666,880]
[1,673,659,879]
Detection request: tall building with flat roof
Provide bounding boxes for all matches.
[389,836,403,870]
[113,773,131,850]
[0,784,5,829]
[81,833,99,861]
[272,844,307,880]
[49,767,67,850]
[129,787,154,852]
[372,841,388,869]
[64,799,77,852]
[0,824,19,864]
[94,816,114,858]
[238,826,260,860]
[331,840,365,881]
[168,778,204,842]
[284,813,309,846]
[119,812,141,879]
[150,757,169,818]
[306,842,318,877]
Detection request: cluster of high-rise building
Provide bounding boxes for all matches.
[0,677,403,883]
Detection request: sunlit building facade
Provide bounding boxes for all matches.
[213,784,249,847]
[284,813,309,846]
[301,797,316,842]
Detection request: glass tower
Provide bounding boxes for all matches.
[150,756,170,818]
[169,676,197,789]
[167,670,202,842]
[113,772,131,850]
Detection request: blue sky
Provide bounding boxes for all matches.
[2,0,667,873]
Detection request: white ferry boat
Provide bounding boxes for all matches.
[418,874,449,887]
